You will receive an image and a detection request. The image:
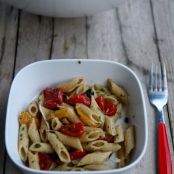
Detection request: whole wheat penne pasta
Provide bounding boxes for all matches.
[55,131,83,151]
[115,124,124,143]
[28,118,41,143]
[76,103,101,127]
[51,117,62,130]
[117,145,126,168]
[57,77,84,93]
[39,118,48,142]
[80,127,105,143]
[94,84,111,95]
[28,151,40,170]
[69,84,90,97]
[29,142,54,153]
[107,79,128,105]
[90,96,105,127]
[18,124,29,162]
[28,101,38,117]
[47,132,70,163]
[84,140,121,152]
[55,103,81,123]
[124,125,135,155]
[104,116,116,136]
[77,151,112,166]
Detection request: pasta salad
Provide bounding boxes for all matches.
[18,77,135,171]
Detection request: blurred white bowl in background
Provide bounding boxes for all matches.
[1,0,122,17]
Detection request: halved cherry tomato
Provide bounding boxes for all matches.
[60,122,84,137]
[95,96,117,116]
[104,134,115,143]
[95,96,105,111]
[70,150,87,160]
[43,88,63,110]
[104,101,117,116]
[38,153,53,170]
[67,94,91,106]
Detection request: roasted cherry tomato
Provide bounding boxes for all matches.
[38,153,53,170]
[95,96,105,111]
[70,150,87,160]
[95,96,117,116]
[104,101,117,116]
[104,134,115,143]
[43,88,63,110]
[67,94,91,106]
[60,122,84,137]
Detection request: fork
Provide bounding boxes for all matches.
[148,63,173,174]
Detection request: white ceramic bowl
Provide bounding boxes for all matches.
[5,59,147,174]
[1,0,121,17]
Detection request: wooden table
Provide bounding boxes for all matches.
[0,0,174,173]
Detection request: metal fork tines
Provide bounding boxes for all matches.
[148,63,168,122]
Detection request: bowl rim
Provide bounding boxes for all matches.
[5,58,148,174]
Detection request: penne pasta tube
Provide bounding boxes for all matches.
[104,95,119,105]
[84,140,121,152]
[84,164,112,170]
[124,125,135,155]
[55,131,83,151]
[28,101,38,117]
[47,132,71,163]
[18,124,29,162]
[39,118,48,142]
[94,84,111,95]
[107,79,128,105]
[29,142,54,153]
[39,104,53,122]
[28,151,40,170]
[55,104,81,123]
[51,117,62,130]
[57,77,84,93]
[90,96,105,127]
[114,124,124,143]
[104,116,116,136]
[69,84,90,97]
[76,104,101,127]
[117,145,126,168]
[28,118,41,143]
[114,103,123,120]
[80,127,105,143]
[77,151,112,166]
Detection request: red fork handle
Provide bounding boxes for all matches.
[158,122,173,174]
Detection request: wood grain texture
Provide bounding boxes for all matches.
[151,0,174,146]
[51,17,87,59]
[0,3,18,174]
[4,10,53,174]
[14,11,53,74]
[88,0,173,173]
[87,9,125,61]
[1,0,174,173]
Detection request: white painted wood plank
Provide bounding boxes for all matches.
[87,9,125,61]
[151,0,174,145]
[0,3,19,174]
[14,11,53,74]
[51,17,87,59]
[4,10,53,174]
[87,0,174,172]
